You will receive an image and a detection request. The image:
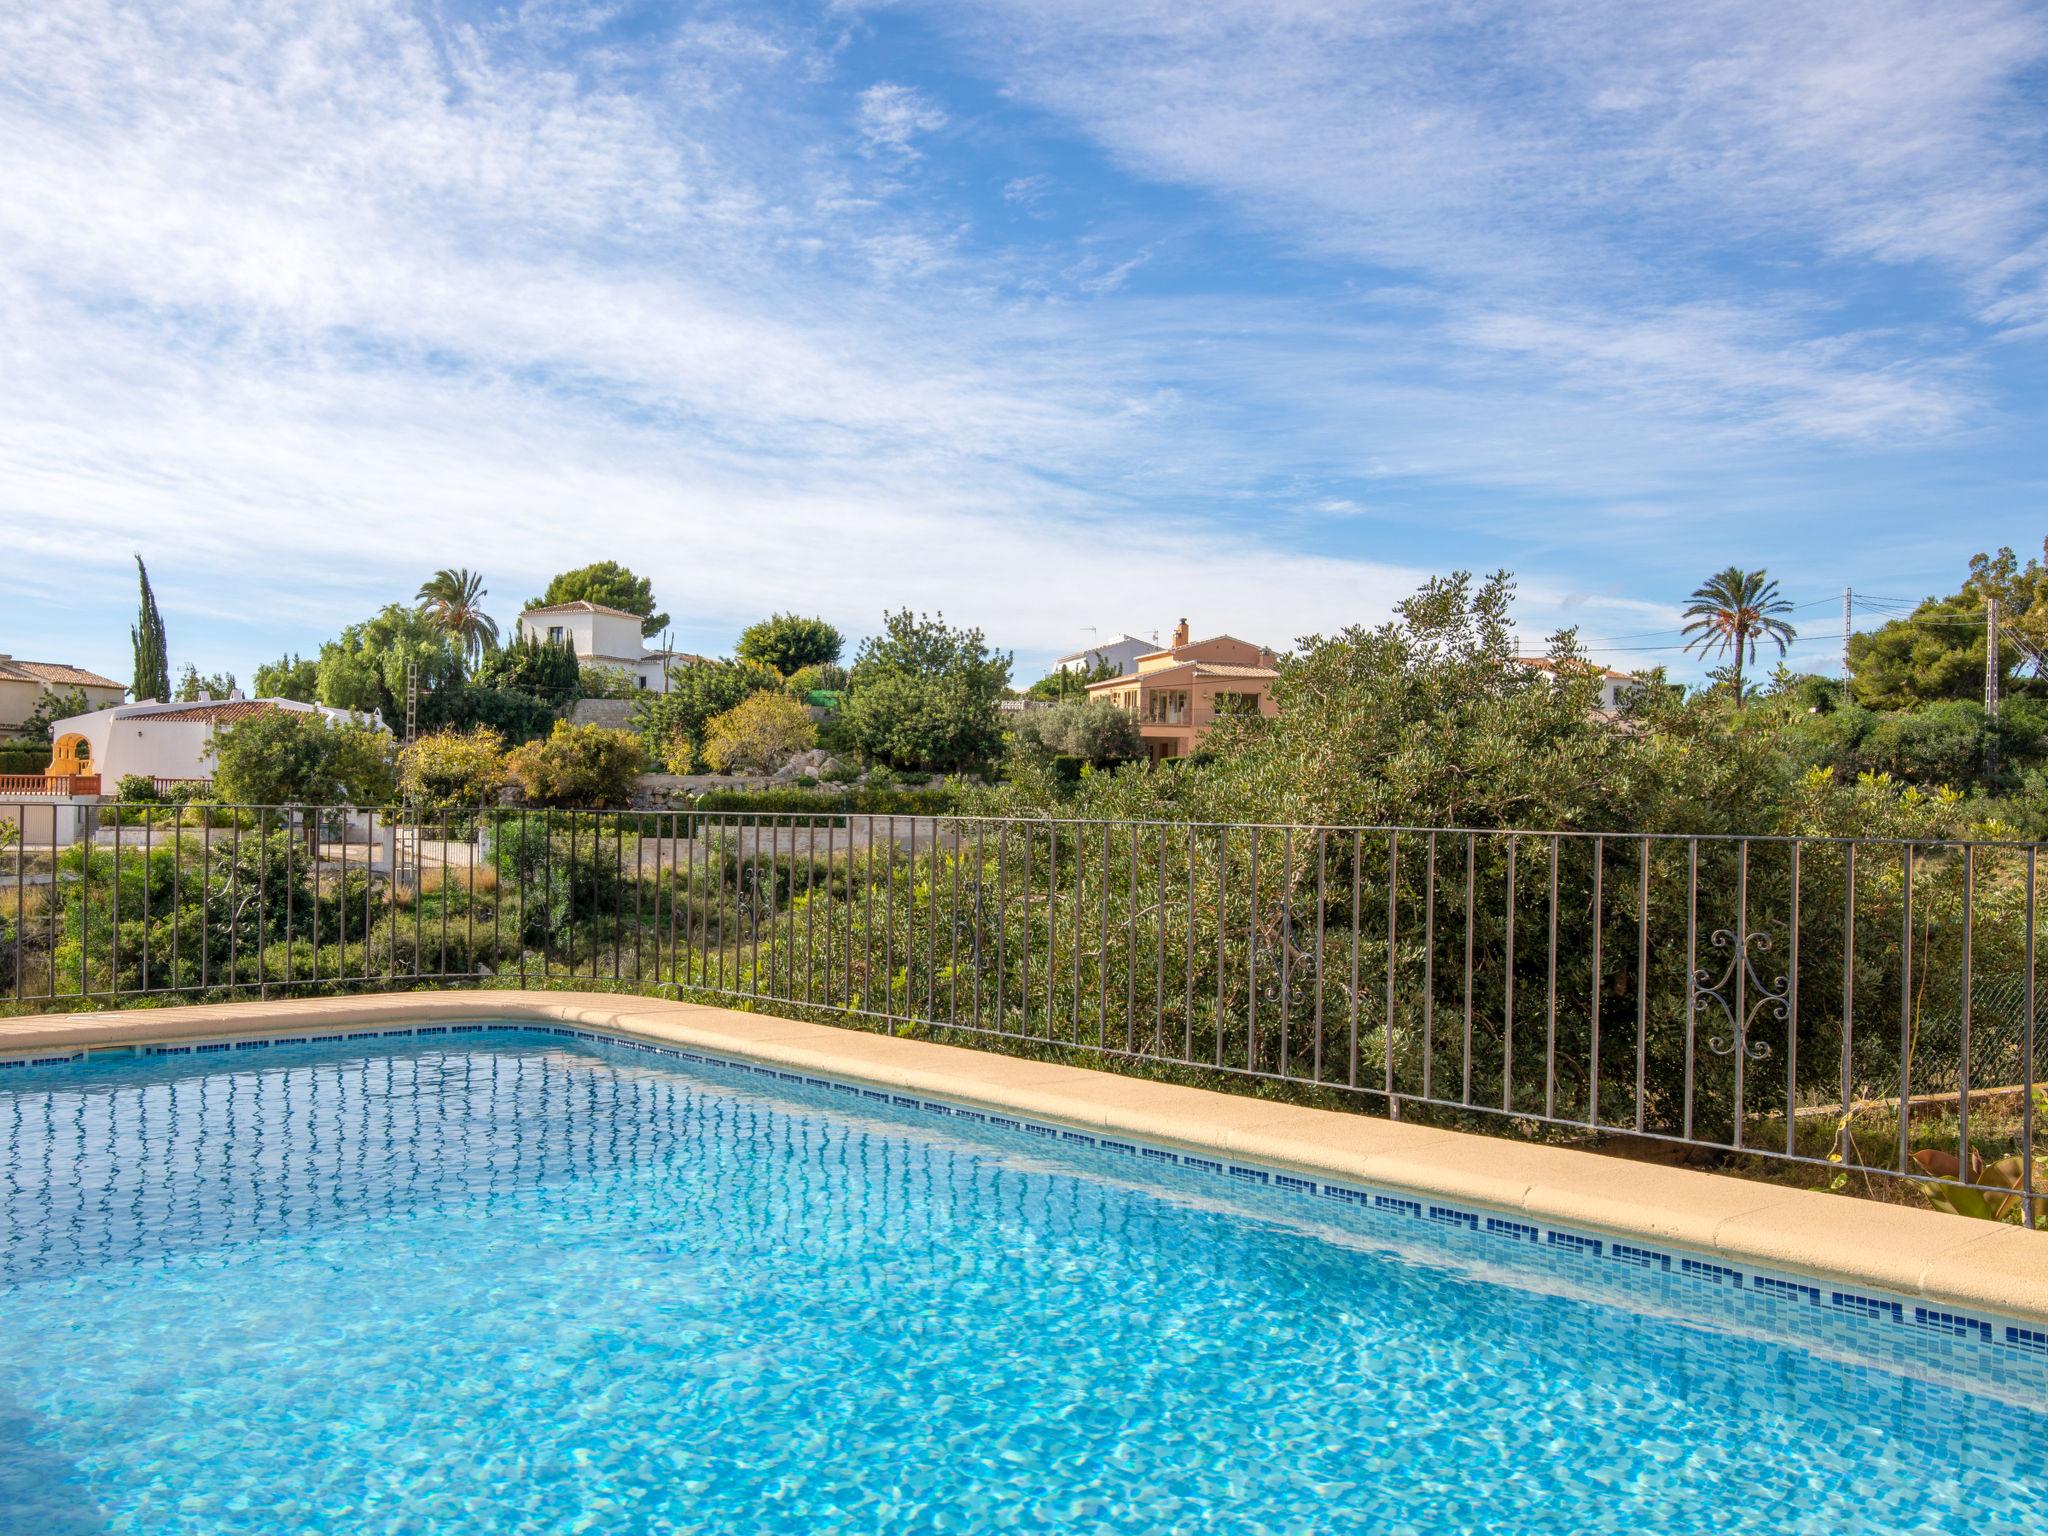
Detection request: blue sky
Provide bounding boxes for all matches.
[2,0,2045,688]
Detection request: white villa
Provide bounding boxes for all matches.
[45,697,388,788]
[1048,633,1155,679]
[516,602,706,691]
[1513,656,1641,712]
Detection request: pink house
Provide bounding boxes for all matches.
[1086,619,1279,762]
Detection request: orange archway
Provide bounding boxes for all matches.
[48,733,91,777]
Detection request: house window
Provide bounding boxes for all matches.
[1212,691,1261,717]
[548,626,566,646]
[1145,690,1189,725]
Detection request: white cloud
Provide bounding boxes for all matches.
[855,82,949,156]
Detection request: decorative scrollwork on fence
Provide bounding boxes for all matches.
[1692,929,1788,1061]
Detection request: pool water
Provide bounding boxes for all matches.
[1,1029,2043,1535]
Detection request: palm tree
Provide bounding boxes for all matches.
[1681,567,1796,708]
[416,568,500,665]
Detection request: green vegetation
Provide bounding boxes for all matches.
[173,665,237,702]
[398,727,511,812]
[736,613,843,677]
[526,560,667,637]
[702,692,816,774]
[841,610,1010,773]
[314,604,462,722]
[211,709,397,806]
[630,661,776,772]
[130,556,170,704]
[506,721,647,808]
[473,632,579,701]
[1024,651,1120,701]
[416,568,501,665]
[13,691,89,744]
[1680,566,1796,709]
[252,653,319,702]
[1008,696,1141,770]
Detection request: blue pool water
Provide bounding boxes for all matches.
[2,1028,2044,1535]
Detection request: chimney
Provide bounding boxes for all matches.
[1171,617,1190,649]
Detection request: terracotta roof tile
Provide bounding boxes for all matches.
[521,600,647,622]
[0,659,124,691]
[140,700,282,725]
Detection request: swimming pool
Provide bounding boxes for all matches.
[2,1024,2043,1535]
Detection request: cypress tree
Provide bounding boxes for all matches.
[130,556,171,702]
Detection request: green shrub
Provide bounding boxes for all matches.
[507,721,646,808]
[399,727,511,812]
[0,742,51,774]
[689,786,958,820]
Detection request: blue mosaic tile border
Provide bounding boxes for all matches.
[6,1017,2047,1371]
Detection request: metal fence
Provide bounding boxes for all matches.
[2,799,2039,1225]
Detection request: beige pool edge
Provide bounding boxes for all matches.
[5,989,2045,1325]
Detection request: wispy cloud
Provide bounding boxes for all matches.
[856,82,948,156]
[0,0,2041,685]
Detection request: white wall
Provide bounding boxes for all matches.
[518,610,645,667]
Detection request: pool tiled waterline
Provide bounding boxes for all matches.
[8,1013,2046,1376]
[3,1008,2047,1532]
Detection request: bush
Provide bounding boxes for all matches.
[399,727,511,812]
[737,614,844,676]
[472,632,580,704]
[0,742,52,774]
[702,693,817,774]
[631,662,776,773]
[689,786,958,819]
[1010,697,1142,768]
[840,611,1011,773]
[784,662,848,698]
[212,710,398,806]
[115,774,162,803]
[507,722,646,808]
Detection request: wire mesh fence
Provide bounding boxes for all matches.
[1,800,2039,1223]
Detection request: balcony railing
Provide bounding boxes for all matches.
[0,801,2038,1225]
[0,774,97,796]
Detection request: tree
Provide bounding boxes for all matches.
[526,561,668,637]
[702,693,817,773]
[736,613,844,676]
[630,662,776,772]
[472,632,580,703]
[130,556,170,703]
[1009,697,1142,767]
[1025,652,1120,702]
[416,568,501,665]
[210,709,396,806]
[398,727,511,811]
[1681,567,1796,709]
[1846,545,2046,710]
[314,605,463,724]
[841,611,1011,772]
[506,721,646,808]
[173,665,237,702]
[19,688,91,741]
[252,653,320,702]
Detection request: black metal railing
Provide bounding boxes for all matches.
[1,800,2039,1225]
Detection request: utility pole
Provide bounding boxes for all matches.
[1986,597,2001,783]
[1841,586,1852,680]
[1987,598,2001,718]
[405,661,418,746]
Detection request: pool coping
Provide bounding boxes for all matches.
[4,989,2045,1326]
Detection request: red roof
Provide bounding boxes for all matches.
[141,700,282,725]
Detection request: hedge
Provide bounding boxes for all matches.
[0,742,51,775]
[689,786,959,818]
